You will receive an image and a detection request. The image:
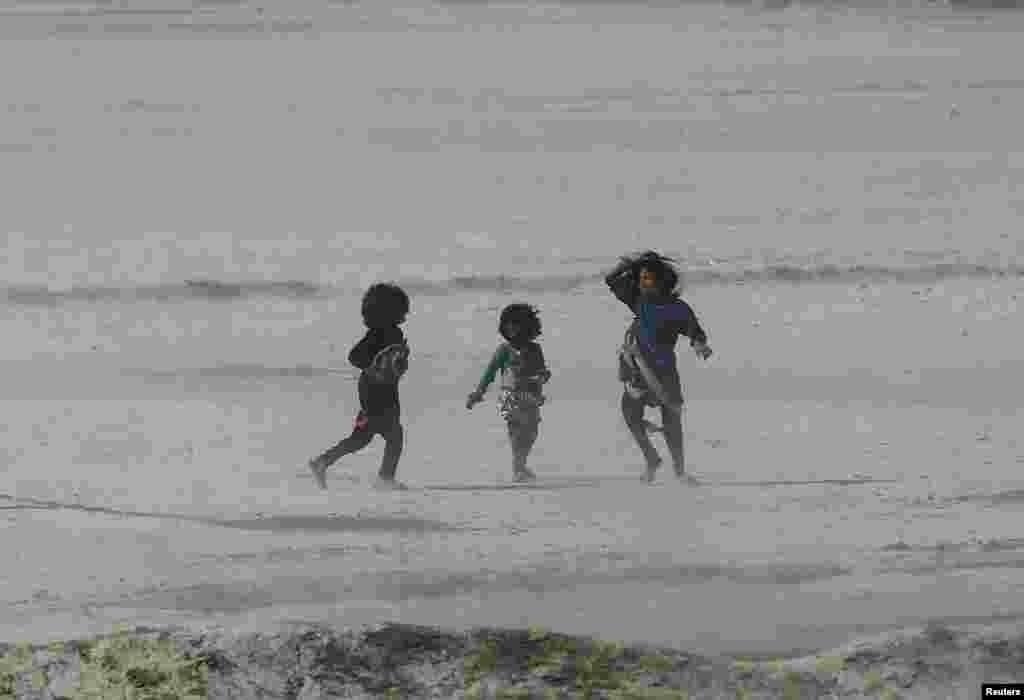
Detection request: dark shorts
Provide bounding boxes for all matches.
[353,410,401,434]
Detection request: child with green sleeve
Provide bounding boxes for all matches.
[466,304,551,482]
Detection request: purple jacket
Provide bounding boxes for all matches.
[606,269,708,374]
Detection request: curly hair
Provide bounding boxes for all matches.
[361,283,410,328]
[632,251,681,296]
[498,303,542,343]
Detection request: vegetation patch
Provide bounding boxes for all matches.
[609,686,690,699]
[464,640,500,687]
[0,622,961,700]
[864,670,884,692]
[465,628,693,699]
[527,629,578,678]
[572,639,627,698]
[0,644,38,698]
[1,630,211,700]
[638,655,674,675]
[731,659,755,676]
[814,655,847,675]
[782,670,803,700]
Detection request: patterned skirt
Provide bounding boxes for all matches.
[623,378,660,407]
[619,348,659,407]
[498,389,545,423]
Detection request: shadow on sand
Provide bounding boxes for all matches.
[709,478,900,488]
[0,494,456,533]
[415,475,641,492]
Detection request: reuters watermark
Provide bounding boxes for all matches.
[985,685,1024,697]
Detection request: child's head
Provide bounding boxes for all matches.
[633,251,680,297]
[361,283,410,329]
[499,303,542,343]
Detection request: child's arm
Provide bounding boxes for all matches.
[534,344,552,384]
[682,304,708,347]
[604,255,639,310]
[347,330,379,370]
[349,327,405,370]
[671,301,712,358]
[466,345,510,409]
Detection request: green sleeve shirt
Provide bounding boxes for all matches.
[474,343,512,394]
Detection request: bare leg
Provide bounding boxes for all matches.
[661,404,697,484]
[309,421,374,489]
[507,415,539,479]
[320,427,374,467]
[377,421,404,482]
[661,403,684,473]
[621,391,661,480]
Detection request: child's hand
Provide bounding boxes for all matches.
[693,342,713,360]
[466,391,483,410]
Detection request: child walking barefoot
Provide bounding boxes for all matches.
[605,251,713,483]
[466,304,551,482]
[308,283,411,491]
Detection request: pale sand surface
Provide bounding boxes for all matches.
[3,279,1023,656]
[1,0,1023,665]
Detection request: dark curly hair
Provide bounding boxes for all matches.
[361,283,410,329]
[632,251,681,296]
[498,303,542,343]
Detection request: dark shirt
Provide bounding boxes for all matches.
[348,325,406,419]
[606,269,708,376]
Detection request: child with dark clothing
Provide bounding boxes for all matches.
[308,283,411,491]
[605,251,713,484]
[466,303,551,482]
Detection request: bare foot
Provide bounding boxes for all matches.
[308,458,328,490]
[513,467,537,482]
[374,478,408,491]
[644,456,662,483]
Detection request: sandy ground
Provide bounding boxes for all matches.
[3,277,1023,660]
[1,0,1023,676]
